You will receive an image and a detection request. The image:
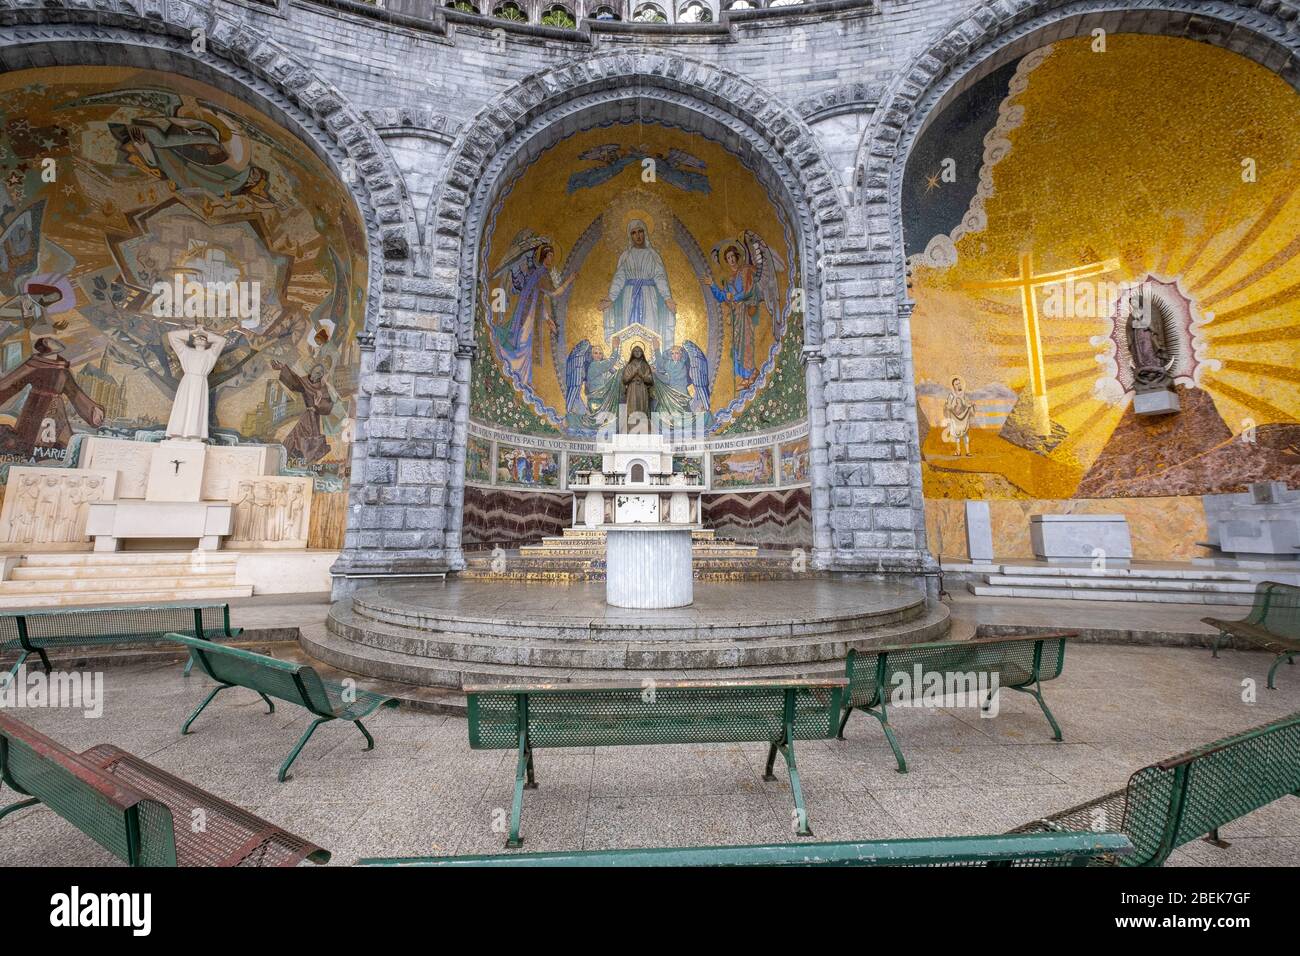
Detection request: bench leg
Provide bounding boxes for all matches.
[30,646,52,676]
[279,716,330,783]
[4,650,27,683]
[257,692,276,715]
[1267,653,1290,690]
[183,656,194,678]
[507,740,531,849]
[835,705,854,740]
[1010,682,1063,741]
[864,705,907,773]
[354,719,375,751]
[0,796,39,823]
[1203,827,1231,849]
[771,738,813,837]
[181,684,230,735]
[1211,630,1227,659]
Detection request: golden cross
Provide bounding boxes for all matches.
[967,252,1120,402]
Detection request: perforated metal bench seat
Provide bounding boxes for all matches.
[466,676,847,848]
[358,831,1134,867]
[1011,711,1300,866]
[0,713,329,867]
[838,632,1073,772]
[1205,582,1300,688]
[0,603,241,679]
[171,634,398,782]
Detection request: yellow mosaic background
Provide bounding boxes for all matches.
[480,123,796,421]
[910,35,1300,502]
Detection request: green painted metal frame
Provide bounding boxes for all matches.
[466,678,846,849]
[171,633,397,782]
[837,632,1072,772]
[1206,582,1299,689]
[357,831,1135,867]
[1014,710,1300,866]
[2,602,241,681]
[0,716,179,867]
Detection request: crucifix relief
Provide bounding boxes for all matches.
[967,252,1119,447]
[170,458,184,475]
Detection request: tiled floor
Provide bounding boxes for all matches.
[2,639,1297,866]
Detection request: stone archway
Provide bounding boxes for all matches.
[426,52,847,571]
[853,0,1300,570]
[0,7,435,597]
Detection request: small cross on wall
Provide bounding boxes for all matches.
[170,459,184,475]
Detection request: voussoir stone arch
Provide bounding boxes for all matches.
[426,51,858,571]
[0,2,445,596]
[834,0,1300,586]
[0,0,422,319]
[857,0,1300,339]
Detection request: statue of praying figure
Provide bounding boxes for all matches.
[621,345,654,429]
[1124,289,1173,392]
[165,326,228,441]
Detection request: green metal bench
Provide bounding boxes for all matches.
[0,713,330,866]
[466,676,847,848]
[358,831,1133,867]
[838,632,1073,772]
[1204,581,1299,689]
[170,634,398,782]
[1012,711,1300,866]
[0,603,241,680]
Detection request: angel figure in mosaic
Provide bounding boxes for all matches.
[490,229,577,387]
[703,230,785,390]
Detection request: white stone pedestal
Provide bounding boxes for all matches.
[605,524,693,609]
[87,501,233,552]
[1030,514,1133,565]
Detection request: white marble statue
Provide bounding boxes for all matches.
[165,327,228,440]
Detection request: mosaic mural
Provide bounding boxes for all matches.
[780,436,810,485]
[905,36,1300,502]
[712,447,773,489]
[0,67,367,545]
[473,122,805,440]
[466,434,493,483]
[496,444,559,487]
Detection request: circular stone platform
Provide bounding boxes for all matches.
[304,579,950,689]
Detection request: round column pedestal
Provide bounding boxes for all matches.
[604,524,694,609]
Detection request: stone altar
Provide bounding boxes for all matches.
[1030,514,1133,565]
[605,524,694,609]
[1203,482,1299,562]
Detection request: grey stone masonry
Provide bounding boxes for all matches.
[2,0,1298,601]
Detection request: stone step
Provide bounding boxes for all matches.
[0,573,239,594]
[967,583,1256,605]
[325,602,950,671]
[304,624,875,689]
[984,574,1260,594]
[0,585,253,609]
[347,587,927,644]
[9,564,236,581]
[16,551,240,567]
[990,564,1253,582]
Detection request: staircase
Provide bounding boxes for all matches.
[965,562,1300,606]
[459,527,809,582]
[0,552,253,608]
